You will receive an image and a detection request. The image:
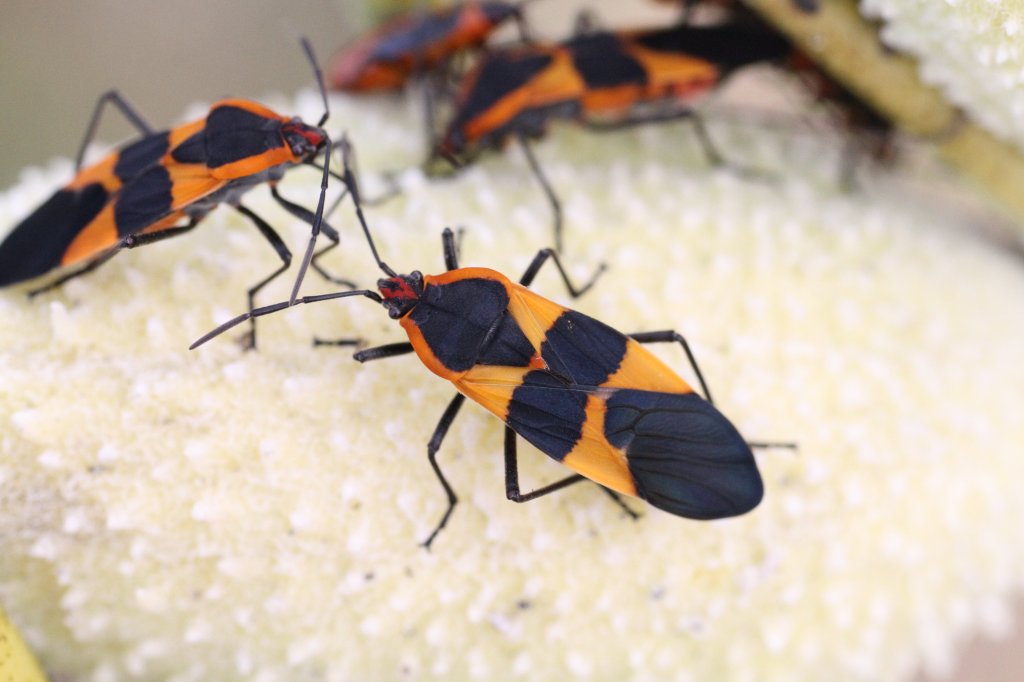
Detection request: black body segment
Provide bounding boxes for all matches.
[0,184,110,285]
[634,24,791,72]
[409,277,511,372]
[450,51,555,130]
[506,370,587,461]
[114,132,170,180]
[568,33,646,89]
[113,165,175,237]
[477,312,535,367]
[540,310,627,386]
[204,105,285,169]
[378,8,462,58]
[605,390,762,518]
[170,130,208,165]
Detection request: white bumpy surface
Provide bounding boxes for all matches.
[1,90,1023,681]
[861,0,1024,154]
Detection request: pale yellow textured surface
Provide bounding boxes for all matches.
[860,0,1024,154]
[0,606,48,682]
[1,93,1023,681]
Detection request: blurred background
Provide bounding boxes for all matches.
[0,0,682,188]
[1,1,1021,680]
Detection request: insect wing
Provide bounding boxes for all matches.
[599,386,763,519]
[0,181,111,285]
[457,284,762,519]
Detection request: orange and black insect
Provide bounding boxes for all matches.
[437,21,792,250]
[328,1,529,92]
[0,40,348,348]
[193,138,781,548]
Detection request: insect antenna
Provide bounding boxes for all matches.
[300,37,331,128]
[190,288,382,351]
[288,137,334,305]
[339,135,398,278]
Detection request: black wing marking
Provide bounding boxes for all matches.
[605,389,762,519]
[0,183,110,285]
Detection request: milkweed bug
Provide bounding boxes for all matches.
[328,1,530,92]
[0,39,348,349]
[668,0,892,185]
[436,21,792,250]
[192,137,787,549]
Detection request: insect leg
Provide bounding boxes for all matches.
[688,113,726,168]
[572,7,601,36]
[27,219,199,297]
[306,161,400,209]
[582,109,726,168]
[190,289,381,351]
[516,134,564,253]
[629,331,796,450]
[441,227,462,271]
[270,187,357,289]
[516,246,606,298]
[230,203,296,350]
[349,342,415,360]
[27,249,119,298]
[422,393,468,549]
[120,222,200,248]
[628,330,714,404]
[422,68,442,157]
[503,428,640,518]
[75,90,154,171]
[511,5,534,42]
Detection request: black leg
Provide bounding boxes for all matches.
[28,249,119,298]
[503,428,640,519]
[270,186,356,289]
[748,440,797,450]
[582,108,725,168]
[516,135,564,253]
[629,330,797,450]
[75,89,153,171]
[190,288,382,351]
[421,394,467,550]
[120,221,199,249]
[362,174,402,207]
[350,342,415,361]
[299,37,330,129]
[441,228,461,271]
[310,338,360,348]
[309,223,358,289]
[583,109,780,181]
[504,427,586,502]
[688,112,726,168]
[28,218,198,297]
[340,135,398,278]
[512,8,533,42]
[628,330,714,404]
[517,247,605,298]
[231,203,295,350]
[422,68,442,158]
[572,8,601,36]
[601,489,641,519]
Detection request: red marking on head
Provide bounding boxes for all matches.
[284,121,326,147]
[378,272,425,319]
[379,276,418,302]
[281,120,327,161]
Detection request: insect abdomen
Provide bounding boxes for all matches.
[604,389,762,519]
[0,184,110,286]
